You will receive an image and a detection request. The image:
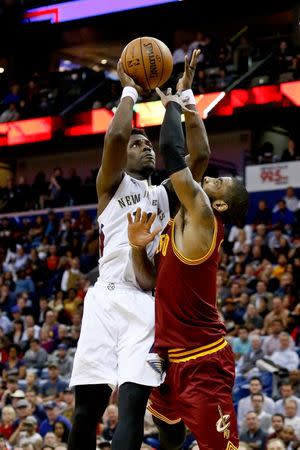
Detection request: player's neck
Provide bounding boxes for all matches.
[126,170,151,185]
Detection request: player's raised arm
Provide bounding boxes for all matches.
[178,50,211,182]
[96,61,143,201]
[157,90,211,217]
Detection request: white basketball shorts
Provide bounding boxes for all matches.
[69,281,161,389]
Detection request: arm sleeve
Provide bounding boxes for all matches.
[159,102,187,176]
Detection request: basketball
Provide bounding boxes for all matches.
[120,36,173,90]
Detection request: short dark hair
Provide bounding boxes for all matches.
[251,393,264,401]
[223,178,249,223]
[131,128,148,139]
[272,413,285,421]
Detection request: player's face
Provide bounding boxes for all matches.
[202,176,233,199]
[127,134,156,175]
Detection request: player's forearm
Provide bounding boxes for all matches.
[131,247,156,291]
[160,102,186,176]
[106,96,134,144]
[184,104,211,164]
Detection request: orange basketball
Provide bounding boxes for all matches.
[120,36,173,90]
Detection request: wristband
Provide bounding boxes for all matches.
[129,241,144,250]
[181,88,196,106]
[121,86,138,104]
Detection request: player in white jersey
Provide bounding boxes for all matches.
[69,51,203,450]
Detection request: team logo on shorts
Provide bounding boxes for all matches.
[225,442,238,450]
[216,405,230,439]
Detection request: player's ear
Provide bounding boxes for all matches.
[212,199,228,213]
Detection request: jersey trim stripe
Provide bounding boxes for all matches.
[147,405,181,425]
[168,337,225,357]
[169,340,227,363]
[171,215,218,265]
[226,442,238,450]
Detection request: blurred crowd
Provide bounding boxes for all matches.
[0,180,299,448]
[0,30,299,123]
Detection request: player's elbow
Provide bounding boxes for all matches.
[136,276,156,292]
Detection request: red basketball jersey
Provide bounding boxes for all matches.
[154,214,226,353]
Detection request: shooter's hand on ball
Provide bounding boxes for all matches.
[176,49,200,92]
[117,60,146,96]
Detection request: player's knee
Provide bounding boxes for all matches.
[73,405,98,427]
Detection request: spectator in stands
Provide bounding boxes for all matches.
[275,380,300,416]
[281,138,299,162]
[172,42,188,75]
[243,304,264,330]
[9,415,42,449]
[60,388,74,424]
[25,388,47,424]
[13,398,32,427]
[263,319,294,356]
[269,332,299,372]
[253,199,272,227]
[272,199,295,227]
[233,35,253,74]
[233,326,252,360]
[0,103,20,123]
[101,405,118,442]
[284,399,300,439]
[268,414,285,441]
[40,362,67,402]
[2,344,26,381]
[281,187,299,212]
[24,338,48,371]
[237,377,275,428]
[60,258,82,293]
[0,405,16,439]
[53,420,70,444]
[0,376,19,408]
[240,335,264,374]
[47,168,66,208]
[249,393,272,433]
[39,402,71,437]
[257,142,277,164]
[264,299,290,332]
[279,425,299,449]
[239,411,267,449]
[51,343,73,382]
[266,438,285,450]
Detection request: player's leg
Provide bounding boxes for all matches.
[112,288,161,450]
[112,382,151,450]
[152,416,186,450]
[68,384,112,450]
[69,284,118,450]
[176,344,239,450]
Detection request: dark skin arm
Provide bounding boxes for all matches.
[178,50,211,182]
[96,61,144,215]
[158,95,215,260]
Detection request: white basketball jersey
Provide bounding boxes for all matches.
[97,173,170,287]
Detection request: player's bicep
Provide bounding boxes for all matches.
[169,167,200,211]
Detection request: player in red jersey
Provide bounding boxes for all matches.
[127,88,248,449]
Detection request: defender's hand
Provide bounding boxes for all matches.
[155,87,193,112]
[127,208,162,249]
[117,60,145,95]
[176,49,200,91]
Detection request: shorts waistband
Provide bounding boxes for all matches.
[168,337,227,363]
[95,280,150,292]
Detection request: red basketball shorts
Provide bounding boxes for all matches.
[148,338,239,450]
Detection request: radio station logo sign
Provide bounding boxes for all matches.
[260,166,288,185]
[246,161,300,192]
